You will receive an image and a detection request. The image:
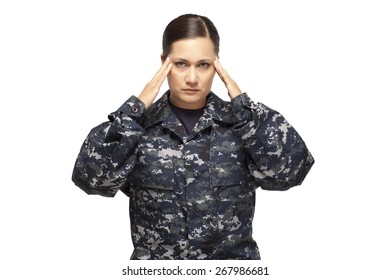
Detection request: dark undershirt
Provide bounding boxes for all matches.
[168,100,205,134]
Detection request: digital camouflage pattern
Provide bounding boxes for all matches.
[72,91,314,260]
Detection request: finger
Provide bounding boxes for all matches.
[154,57,171,79]
[214,58,231,84]
[214,58,241,98]
[213,58,223,76]
[155,60,172,86]
[150,57,172,87]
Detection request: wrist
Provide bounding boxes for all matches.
[137,93,153,109]
[227,82,242,100]
[229,91,242,99]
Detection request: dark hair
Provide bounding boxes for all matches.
[162,14,220,60]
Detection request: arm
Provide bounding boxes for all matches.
[231,93,314,190]
[72,57,172,196]
[214,59,314,190]
[71,96,146,197]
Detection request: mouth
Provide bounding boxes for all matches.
[182,88,200,93]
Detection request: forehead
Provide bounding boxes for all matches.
[170,37,216,61]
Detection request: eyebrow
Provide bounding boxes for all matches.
[171,57,214,63]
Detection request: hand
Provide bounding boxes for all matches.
[138,57,173,108]
[214,58,242,99]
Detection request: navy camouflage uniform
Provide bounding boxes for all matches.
[72,91,314,260]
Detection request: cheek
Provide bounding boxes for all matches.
[170,68,185,77]
[167,71,181,86]
[202,71,216,84]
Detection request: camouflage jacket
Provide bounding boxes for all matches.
[72,91,314,260]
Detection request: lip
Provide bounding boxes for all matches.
[182,88,200,92]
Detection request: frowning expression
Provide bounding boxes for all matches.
[166,37,216,109]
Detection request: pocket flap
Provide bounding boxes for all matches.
[211,162,248,186]
[128,163,174,190]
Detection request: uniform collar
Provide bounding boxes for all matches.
[143,91,238,141]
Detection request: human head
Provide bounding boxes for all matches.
[161,14,220,60]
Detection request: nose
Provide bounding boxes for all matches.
[185,67,198,86]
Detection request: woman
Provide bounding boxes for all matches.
[72,14,314,260]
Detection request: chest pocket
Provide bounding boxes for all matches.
[129,163,175,190]
[210,123,249,186]
[123,128,176,215]
[128,128,177,190]
[125,131,177,220]
[126,162,177,234]
[212,162,255,234]
[210,125,255,234]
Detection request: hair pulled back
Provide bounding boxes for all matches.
[162,14,220,60]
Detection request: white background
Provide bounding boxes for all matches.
[1,0,389,279]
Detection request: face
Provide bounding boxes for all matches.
[166,37,216,109]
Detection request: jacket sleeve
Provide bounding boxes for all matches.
[232,93,314,191]
[71,96,145,197]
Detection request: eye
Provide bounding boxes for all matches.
[175,61,187,68]
[199,63,210,69]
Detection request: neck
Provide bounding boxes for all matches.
[168,95,207,110]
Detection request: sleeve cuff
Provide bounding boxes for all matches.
[231,93,254,121]
[117,95,146,118]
